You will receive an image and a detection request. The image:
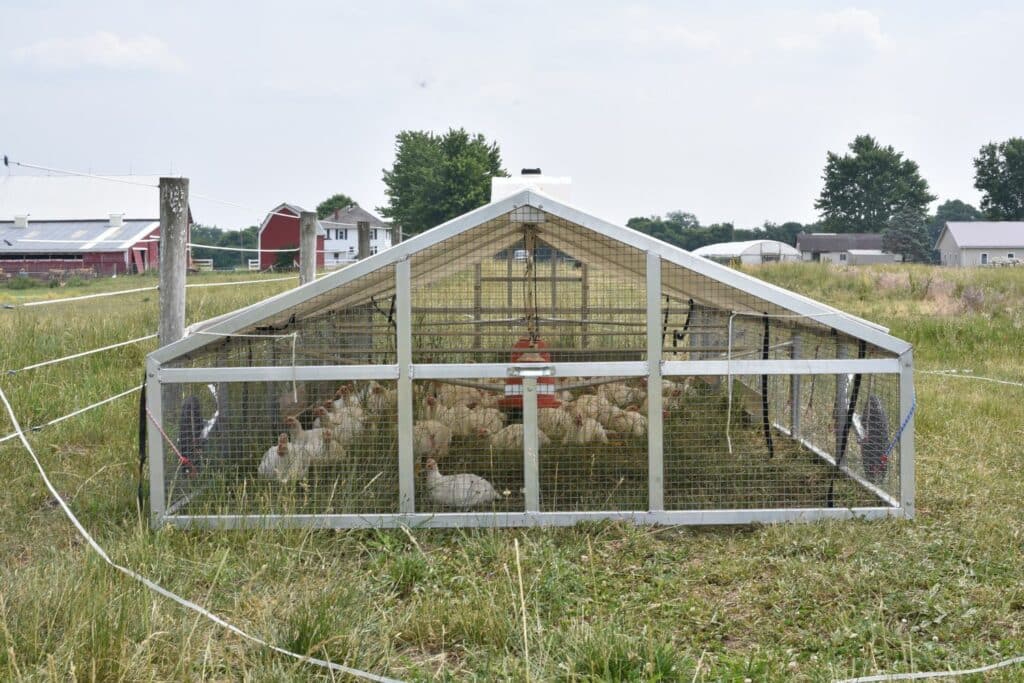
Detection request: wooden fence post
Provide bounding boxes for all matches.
[159,177,189,346]
[299,211,317,285]
[358,221,370,259]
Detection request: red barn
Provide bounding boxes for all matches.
[257,203,325,271]
[0,175,191,277]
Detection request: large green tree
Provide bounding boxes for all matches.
[626,211,734,250]
[925,199,982,250]
[190,225,259,269]
[317,193,357,219]
[380,128,506,236]
[882,208,932,263]
[815,135,935,233]
[973,137,1024,220]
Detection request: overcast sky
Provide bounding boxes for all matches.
[2,1,1021,230]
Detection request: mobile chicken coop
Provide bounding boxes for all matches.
[145,185,915,529]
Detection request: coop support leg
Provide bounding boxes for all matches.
[396,258,415,513]
[790,333,802,439]
[646,251,664,511]
[834,338,848,455]
[523,377,540,512]
[899,349,916,519]
[146,357,166,527]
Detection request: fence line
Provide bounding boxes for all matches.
[834,654,1024,682]
[0,384,403,683]
[7,333,157,375]
[0,384,142,444]
[4,276,296,309]
[919,369,1024,389]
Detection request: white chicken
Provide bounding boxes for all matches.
[569,394,617,426]
[332,385,361,412]
[284,416,327,453]
[366,383,398,415]
[474,390,501,409]
[606,408,647,438]
[313,405,364,446]
[258,433,311,482]
[413,420,452,458]
[320,427,347,462]
[538,407,574,441]
[435,382,482,408]
[489,423,551,450]
[423,458,501,508]
[598,382,645,408]
[570,414,609,444]
[464,407,505,437]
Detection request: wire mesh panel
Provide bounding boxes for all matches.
[538,376,649,512]
[409,210,648,364]
[412,379,521,513]
[159,379,399,517]
[170,266,397,368]
[660,373,899,511]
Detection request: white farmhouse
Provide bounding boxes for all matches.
[319,204,393,269]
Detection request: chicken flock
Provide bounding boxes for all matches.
[256,377,691,509]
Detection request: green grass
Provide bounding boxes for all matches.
[2,265,1024,681]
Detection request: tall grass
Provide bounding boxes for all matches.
[1,265,1023,680]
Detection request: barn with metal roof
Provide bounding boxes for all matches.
[0,174,192,277]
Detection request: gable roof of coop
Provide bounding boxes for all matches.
[151,189,911,364]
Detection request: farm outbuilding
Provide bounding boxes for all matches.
[257,203,393,271]
[257,203,326,272]
[936,221,1024,267]
[0,174,189,277]
[145,185,915,529]
[692,240,801,264]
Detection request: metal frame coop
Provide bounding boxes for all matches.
[146,189,915,529]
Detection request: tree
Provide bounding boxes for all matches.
[380,128,506,236]
[317,193,357,219]
[190,224,259,269]
[925,199,982,250]
[882,208,932,263]
[973,138,1024,220]
[815,135,935,233]
[626,212,736,250]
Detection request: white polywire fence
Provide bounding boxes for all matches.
[2,276,297,309]
[0,383,403,683]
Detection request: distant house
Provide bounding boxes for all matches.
[257,203,392,271]
[795,232,900,265]
[0,175,190,276]
[935,222,1024,267]
[692,239,801,265]
[319,204,393,268]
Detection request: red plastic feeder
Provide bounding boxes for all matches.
[498,337,561,409]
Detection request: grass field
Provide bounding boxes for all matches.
[1,264,1023,681]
